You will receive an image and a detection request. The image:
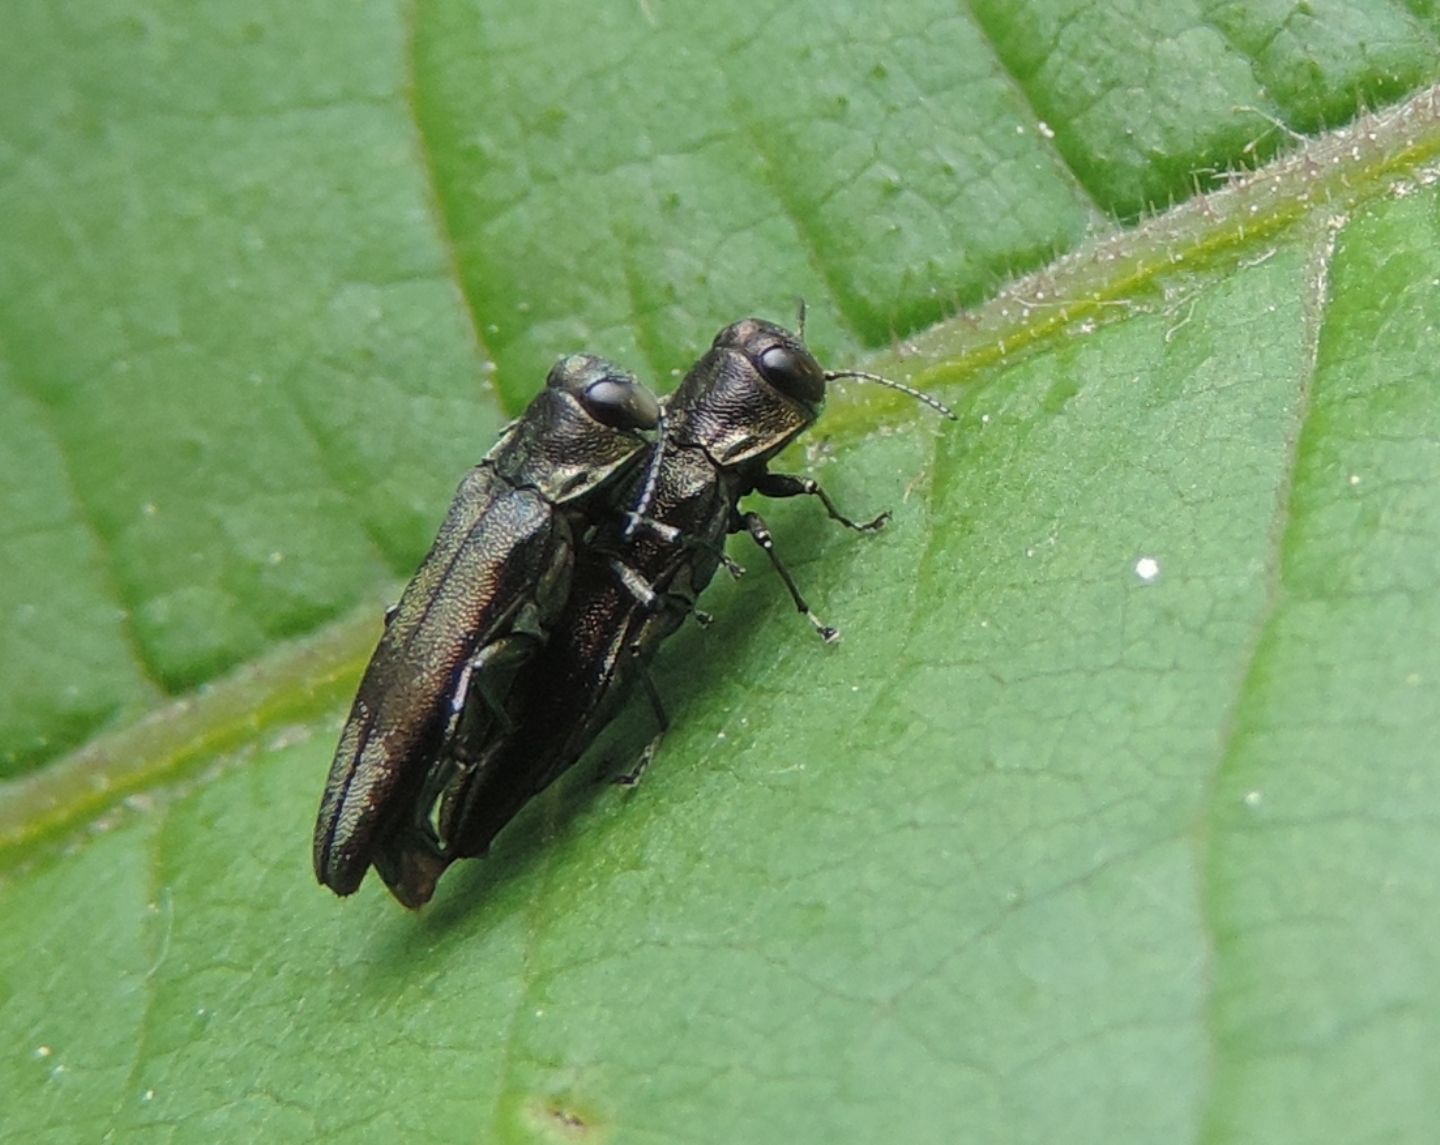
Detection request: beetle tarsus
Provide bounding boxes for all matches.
[739,509,836,641]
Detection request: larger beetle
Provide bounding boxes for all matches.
[387,317,953,906]
[313,354,661,903]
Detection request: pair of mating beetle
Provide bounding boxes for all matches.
[313,316,953,907]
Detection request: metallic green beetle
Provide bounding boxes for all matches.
[313,355,661,904]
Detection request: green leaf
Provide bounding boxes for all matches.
[3,3,1439,1143]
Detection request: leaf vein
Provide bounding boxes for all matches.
[1191,217,1340,1145]
[403,0,497,385]
[956,0,1112,219]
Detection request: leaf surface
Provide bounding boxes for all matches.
[2,3,1439,1143]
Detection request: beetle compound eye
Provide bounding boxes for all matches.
[583,376,662,431]
[757,344,825,405]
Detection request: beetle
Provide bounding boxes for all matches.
[313,354,662,903]
[389,317,954,905]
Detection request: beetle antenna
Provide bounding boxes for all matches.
[623,408,666,539]
[796,297,808,340]
[824,370,957,419]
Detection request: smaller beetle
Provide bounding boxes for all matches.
[395,317,954,904]
[313,354,661,904]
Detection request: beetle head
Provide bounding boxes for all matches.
[504,355,662,501]
[665,319,827,468]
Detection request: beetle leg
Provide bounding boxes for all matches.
[753,471,890,533]
[446,631,545,758]
[622,513,745,578]
[608,556,664,611]
[716,549,746,580]
[444,660,475,732]
[738,510,840,643]
[612,668,669,786]
[418,621,547,855]
[607,557,712,628]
